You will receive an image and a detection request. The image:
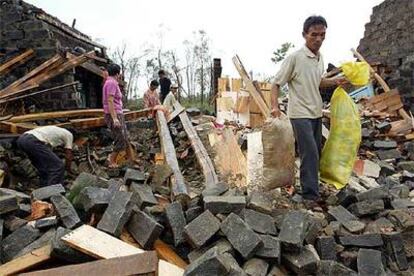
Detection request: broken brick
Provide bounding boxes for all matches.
[123,168,145,185]
[188,239,233,263]
[247,190,273,214]
[243,258,269,276]
[282,244,320,275]
[317,260,357,276]
[201,182,229,197]
[204,196,246,214]
[32,184,65,201]
[185,206,203,223]
[339,233,383,247]
[316,236,337,261]
[1,224,41,262]
[278,211,309,253]
[241,208,277,235]
[127,209,164,249]
[382,232,409,271]
[357,249,385,276]
[221,213,263,259]
[97,191,133,237]
[130,183,158,209]
[165,201,186,246]
[51,195,82,229]
[256,234,281,262]
[184,210,220,248]
[74,186,111,213]
[0,194,18,215]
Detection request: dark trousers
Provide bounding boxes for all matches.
[17,134,64,186]
[290,118,322,200]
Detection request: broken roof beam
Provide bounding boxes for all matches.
[8,109,107,123]
[232,55,270,118]
[177,104,219,188]
[36,13,106,51]
[0,122,37,134]
[0,49,35,76]
[66,52,105,78]
[156,110,190,204]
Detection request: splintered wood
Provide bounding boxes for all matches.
[209,128,247,187]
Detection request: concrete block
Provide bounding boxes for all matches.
[278,211,308,253]
[282,244,320,275]
[130,183,158,209]
[51,195,81,229]
[1,224,41,262]
[316,236,337,261]
[123,168,145,185]
[184,210,221,248]
[221,213,263,259]
[97,191,133,237]
[243,258,269,276]
[357,249,385,276]
[204,196,246,214]
[256,235,281,262]
[339,233,383,247]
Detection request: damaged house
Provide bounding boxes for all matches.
[0,0,108,112]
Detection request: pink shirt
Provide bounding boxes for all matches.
[103,77,123,114]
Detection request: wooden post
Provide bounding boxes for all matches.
[156,110,190,204]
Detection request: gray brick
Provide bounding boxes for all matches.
[204,196,246,214]
[221,213,263,259]
[165,201,186,246]
[382,232,408,271]
[32,184,65,201]
[316,236,337,261]
[348,199,384,216]
[51,195,81,229]
[282,244,320,275]
[184,210,220,248]
[0,188,31,203]
[248,190,272,214]
[127,209,163,249]
[185,206,203,223]
[339,233,383,247]
[74,186,111,213]
[241,209,277,235]
[130,183,157,209]
[374,140,397,149]
[201,182,229,197]
[243,258,268,276]
[278,211,309,253]
[124,168,145,185]
[376,149,402,160]
[51,227,93,263]
[188,239,233,263]
[34,216,58,229]
[355,187,389,202]
[15,228,56,258]
[388,210,414,231]
[1,224,41,262]
[317,260,357,276]
[0,194,18,215]
[256,235,280,262]
[97,191,133,237]
[357,249,385,276]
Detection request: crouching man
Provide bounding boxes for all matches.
[17,126,73,186]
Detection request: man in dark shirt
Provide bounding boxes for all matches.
[158,69,171,103]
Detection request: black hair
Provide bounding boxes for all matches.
[303,16,327,33]
[107,64,121,76]
[158,69,165,76]
[150,80,159,87]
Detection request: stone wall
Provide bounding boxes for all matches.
[0,0,104,111]
[358,0,414,109]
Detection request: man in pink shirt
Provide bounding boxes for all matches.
[103,64,137,168]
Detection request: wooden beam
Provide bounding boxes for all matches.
[0,245,52,276]
[61,225,184,276]
[0,54,63,96]
[232,55,270,118]
[0,49,35,75]
[156,110,190,204]
[20,252,158,276]
[0,122,37,134]
[8,109,106,123]
[67,52,105,78]
[178,106,219,188]
[167,102,185,123]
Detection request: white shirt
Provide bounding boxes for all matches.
[26,126,73,149]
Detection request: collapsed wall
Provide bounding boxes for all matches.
[358,0,414,111]
[0,0,106,110]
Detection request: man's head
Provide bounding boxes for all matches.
[107,64,121,79]
[302,16,327,54]
[150,80,159,91]
[171,83,178,95]
[158,69,166,79]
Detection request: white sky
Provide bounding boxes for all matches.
[26,0,383,91]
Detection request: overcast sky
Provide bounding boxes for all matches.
[27,0,383,89]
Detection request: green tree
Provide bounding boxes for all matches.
[271,42,294,64]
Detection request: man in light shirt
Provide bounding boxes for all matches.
[17,126,74,186]
[271,16,347,208]
[163,83,178,113]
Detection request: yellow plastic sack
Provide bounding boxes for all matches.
[341,61,370,86]
[320,87,361,189]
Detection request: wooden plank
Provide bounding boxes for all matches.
[247,131,263,190]
[209,128,247,187]
[0,49,35,75]
[20,252,158,276]
[0,245,52,276]
[0,122,37,134]
[8,109,106,123]
[233,55,270,118]
[0,54,63,96]
[178,106,219,189]
[62,225,183,276]
[231,78,242,91]
[67,52,105,78]
[167,102,185,123]
[156,110,189,203]
[249,113,264,128]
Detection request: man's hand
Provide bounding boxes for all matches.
[113,118,121,128]
[271,107,282,118]
[334,76,349,86]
